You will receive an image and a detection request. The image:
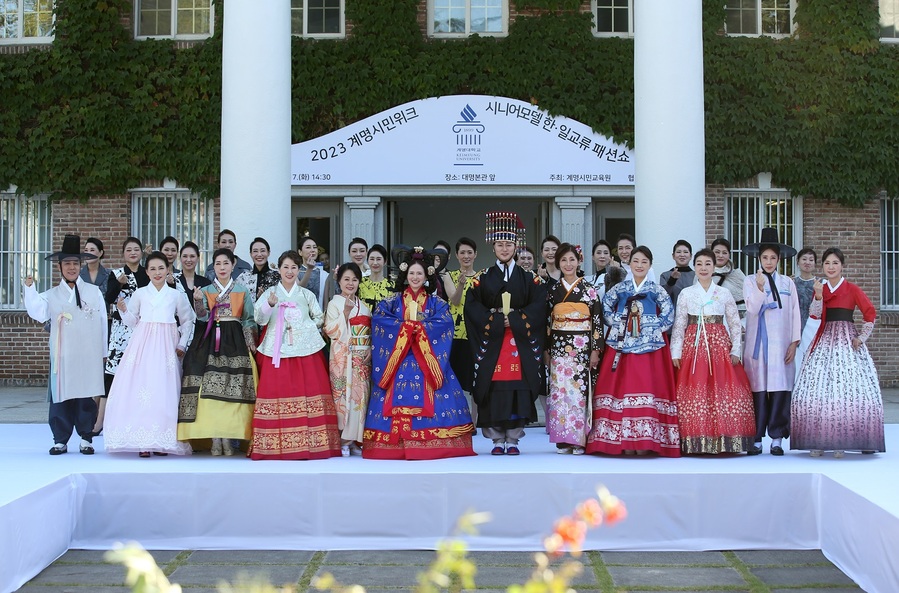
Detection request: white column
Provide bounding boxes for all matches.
[634,0,706,264]
[220,0,292,257]
[343,197,382,250]
[554,196,592,265]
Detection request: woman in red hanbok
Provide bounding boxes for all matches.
[670,249,756,454]
[791,248,884,457]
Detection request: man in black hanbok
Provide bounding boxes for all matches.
[465,212,547,455]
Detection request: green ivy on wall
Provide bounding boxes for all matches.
[0,0,896,206]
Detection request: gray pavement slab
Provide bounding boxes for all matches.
[167,564,306,587]
[18,587,129,593]
[322,550,434,565]
[26,563,131,587]
[600,550,729,565]
[467,551,544,565]
[606,565,746,588]
[56,550,182,565]
[474,564,596,587]
[184,550,315,564]
[734,549,830,565]
[314,565,424,587]
[751,565,858,587]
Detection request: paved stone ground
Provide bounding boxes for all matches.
[16,548,865,593]
[1,386,876,592]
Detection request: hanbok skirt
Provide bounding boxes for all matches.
[790,321,885,452]
[363,370,475,461]
[675,323,755,454]
[329,344,371,444]
[547,332,593,447]
[104,322,192,455]
[251,350,341,460]
[586,345,681,457]
[178,320,256,441]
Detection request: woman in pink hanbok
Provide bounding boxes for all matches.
[104,252,195,457]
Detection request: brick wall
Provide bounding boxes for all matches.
[1,192,221,385]
[705,184,726,246]
[801,198,899,385]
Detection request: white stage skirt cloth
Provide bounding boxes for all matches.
[1,424,897,593]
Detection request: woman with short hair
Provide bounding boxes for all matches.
[586,245,680,457]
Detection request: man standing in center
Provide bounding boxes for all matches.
[465,212,547,455]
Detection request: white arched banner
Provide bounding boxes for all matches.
[290,95,635,186]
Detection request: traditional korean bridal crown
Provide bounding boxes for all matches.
[485,211,526,247]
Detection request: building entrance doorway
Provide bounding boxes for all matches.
[387,198,550,271]
[594,200,635,256]
[292,200,339,271]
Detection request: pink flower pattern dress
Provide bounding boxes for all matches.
[546,278,604,449]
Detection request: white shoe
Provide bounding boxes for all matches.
[211,439,223,456]
[341,445,351,457]
[222,440,234,456]
[833,450,844,458]
[810,450,823,457]
[556,446,573,455]
[572,446,585,455]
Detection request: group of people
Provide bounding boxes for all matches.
[24,213,885,461]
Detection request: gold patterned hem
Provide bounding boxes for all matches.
[680,436,754,455]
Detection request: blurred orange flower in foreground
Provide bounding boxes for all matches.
[543,486,627,557]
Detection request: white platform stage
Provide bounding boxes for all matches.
[1,424,897,593]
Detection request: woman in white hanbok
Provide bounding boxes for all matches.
[104,252,195,456]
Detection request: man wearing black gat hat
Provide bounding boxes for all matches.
[23,235,108,455]
[741,227,801,456]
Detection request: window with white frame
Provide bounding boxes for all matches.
[291,0,344,38]
[881,0,899,41]
[880,197,899,307]
[592,0,633,37]
[135,0,212,39]
[726,189,799,277]
[0,0,53,42]
[0,193,52,309]
[724,0,793,37]
[429,0,507,37]
[132,190,214,271]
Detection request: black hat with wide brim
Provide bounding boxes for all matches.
[742,227,797,259]
[45,234,98,262]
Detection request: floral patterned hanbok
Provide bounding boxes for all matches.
[546,278,603,449]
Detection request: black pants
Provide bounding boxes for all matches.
[752,390,791,440]
[49,398,98,445]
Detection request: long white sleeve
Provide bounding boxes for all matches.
[23,284,49,323]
